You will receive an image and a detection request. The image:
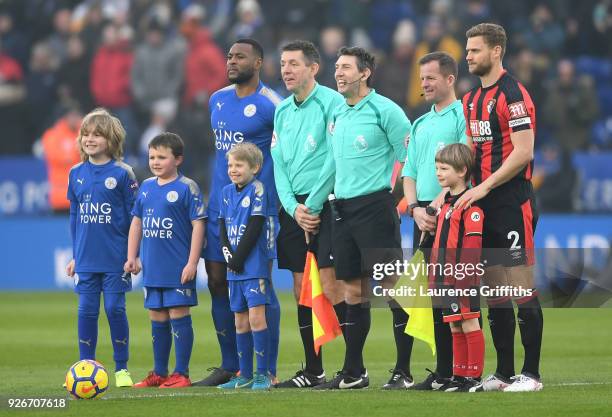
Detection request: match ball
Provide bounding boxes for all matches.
[65,359,109,399]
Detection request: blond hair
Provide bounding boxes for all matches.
[226,142,263,169]
[435,143,474,181]
[77,108,126,161]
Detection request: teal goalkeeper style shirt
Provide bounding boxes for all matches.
[306,89,411,213]
[401,100,466,201]
[271,83,344,217]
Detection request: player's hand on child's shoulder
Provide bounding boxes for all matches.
[181,263,198,284]
[66,259,75,277]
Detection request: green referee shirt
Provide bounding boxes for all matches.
[401,100,466,201]
[306,89,411,213]
[271,83,344,217]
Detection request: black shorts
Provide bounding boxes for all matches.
[331,189,402,281]
[481,180,538,267]
[439,284,481,323]
[276,195,333,273]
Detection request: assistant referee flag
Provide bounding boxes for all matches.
[299,250,342,354]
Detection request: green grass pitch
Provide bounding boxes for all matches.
[1,292,610,417]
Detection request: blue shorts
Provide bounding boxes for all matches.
[203,215,279,262]
[74,272,132,294]
[144,287,198,309]
[228,278,271,313]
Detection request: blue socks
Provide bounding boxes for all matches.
[211,295,238,372]
[170,315,194,376]
[151,320,172,376]
[77,292,100,360]
[236,331,254,379]
[266,289,281,377]
[104,292,129,371]
[252,328,270,376]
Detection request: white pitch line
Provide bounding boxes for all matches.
[95,381,612,400]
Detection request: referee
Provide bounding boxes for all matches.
[270,40,345,388]
[305,46,414,390]
[401,51,467,390]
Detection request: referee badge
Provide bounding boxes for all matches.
[328,121,335,135]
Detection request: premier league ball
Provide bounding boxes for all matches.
[65,360,109,399]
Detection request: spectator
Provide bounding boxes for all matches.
[542,59,600,152]
[131,19,185,116]
[56,35,93,112]
[374,19,416,109]
[46,7,73,65]
[407,16,462,111]
[90,23,138,154]
[518,4,565,57]
[0,38,27,154]
[318,26,346,89]
[226,0,273,49]
[25,41,59,142]
[0,10,29,68]
[40,104,82,213]
[179,4,226,109]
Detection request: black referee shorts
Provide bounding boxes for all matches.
[331,189,402,281]
[276,194,333,273]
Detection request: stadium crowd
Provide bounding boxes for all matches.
[1,0,611,213]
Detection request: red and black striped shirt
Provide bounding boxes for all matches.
[430,191,484,287]
[462,70,536,186]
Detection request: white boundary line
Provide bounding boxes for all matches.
[93,381,612,400]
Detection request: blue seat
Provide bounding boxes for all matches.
[575,56,612,84]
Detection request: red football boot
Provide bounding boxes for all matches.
[133,371,168,388]
[159,372,192,388]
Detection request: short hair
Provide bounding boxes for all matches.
[226,142,263,169]
[418,51,458,79]
[149,132,184,158]
[77,107,125,162]
[466,23,507,60]
[435,143,474,181]
[234,38,264,59]
[281,40,321,65]
[337,46,376,86]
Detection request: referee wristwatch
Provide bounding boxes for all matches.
[408,202,419,217]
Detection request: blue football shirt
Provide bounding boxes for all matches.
[208,81,282,217]
[219,179,271,281]
[67,159,138,273]
[132,175,206,289]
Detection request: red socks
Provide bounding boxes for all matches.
[465,329,485,378]
[452,332,468,377]
[452,330,485,378]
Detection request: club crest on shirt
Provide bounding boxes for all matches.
[244,104,257,117]
[486,99,496,114]
[105,177,117,189]
[167,191,179,203]
[304,134,317,153]
[471,211,481,222]
[241,196,251,207]
[353,135,368,152]
[328,121,335,135]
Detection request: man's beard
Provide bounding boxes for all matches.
[470,60,493,77]
[229,67,255,84]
